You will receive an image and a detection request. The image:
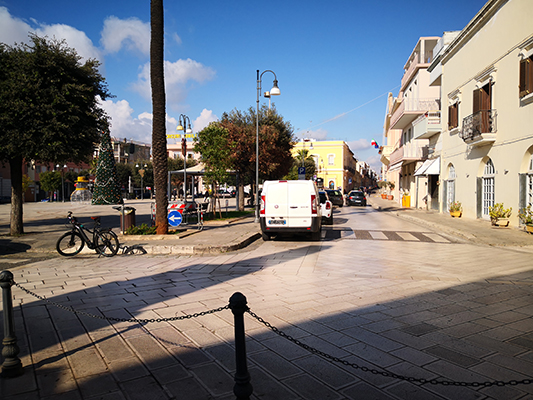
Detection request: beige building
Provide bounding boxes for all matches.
[383,37,441,208]
[436,0,533,226]
[111,137,151,164]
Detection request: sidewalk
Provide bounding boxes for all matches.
[368,194,533,252]
[0,200,260,257]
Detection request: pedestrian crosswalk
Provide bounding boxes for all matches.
[323,228,451,243]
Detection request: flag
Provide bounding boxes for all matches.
[371,139,379,149]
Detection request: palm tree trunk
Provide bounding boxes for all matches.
[150,0,168,234]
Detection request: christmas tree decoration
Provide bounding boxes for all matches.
[92,132,122,205]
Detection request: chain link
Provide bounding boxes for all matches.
[13,281,229,323]
[246,309,532,388]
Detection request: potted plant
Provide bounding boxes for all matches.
[518,205,533,233]
[387,181,395,200]
[489,203,512,227]
[449,201,462,218]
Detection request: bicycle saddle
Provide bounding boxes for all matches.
[91,216,101,222]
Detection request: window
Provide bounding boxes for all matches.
[520,56,533,98]
[473,82,492,133]
[448,102,459,129]
[528,155,533,207]
[482,159,495,218]
[328,154,335,166]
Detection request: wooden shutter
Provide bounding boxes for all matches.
[520,59,528,97]
[473,89,481,113]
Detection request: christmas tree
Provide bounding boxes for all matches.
[92,132,122,205]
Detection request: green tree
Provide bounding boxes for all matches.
[0,35,111,234]
[39,171,62,200]
[150,0,168,234]
[216,105,294,210]
[194,122,234,216]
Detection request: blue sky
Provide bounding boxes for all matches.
[0,0,487,173]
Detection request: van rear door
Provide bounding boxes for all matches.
[287,181,313,228]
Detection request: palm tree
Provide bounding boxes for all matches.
[150,0,168,234]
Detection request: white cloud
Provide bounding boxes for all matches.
[131,59,216,105]
[193,109,218,132]
[100,16,150,56]
[348,138,370,151]
[0,7,101,62]
[101,98,153,143]
[172,32,182,45]
[304,128,328,140]
[365,155,382,174]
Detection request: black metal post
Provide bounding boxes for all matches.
[0,270,24,377]
[229,292,252,400]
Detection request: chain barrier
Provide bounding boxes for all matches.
[13,281,229,324]
[10,279,533,388]
[247,309,533,388]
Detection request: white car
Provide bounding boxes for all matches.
[319,191,333,225]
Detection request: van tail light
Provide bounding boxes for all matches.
[326,202,331,210]
[260,195,266,215]
[311,195,317,215]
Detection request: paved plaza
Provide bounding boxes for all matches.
[1,197,533,399]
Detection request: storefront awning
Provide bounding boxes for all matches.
[388,161,403,172]
[414,157,440,176]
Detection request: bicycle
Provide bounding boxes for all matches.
[56,211,119,257]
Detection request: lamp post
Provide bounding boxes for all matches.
[136,164,147,200]
[56,164,67,202]
[255,70,281,222]
[177,114,193,201]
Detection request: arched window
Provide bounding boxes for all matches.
[483,159,495,217]
[447,165,456,211]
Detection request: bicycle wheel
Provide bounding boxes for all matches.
[95,230,119,257]
[56,232,85,256]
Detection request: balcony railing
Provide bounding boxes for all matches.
[390,98,441,130]
[401,50,434,89]
[389,141,429,166]
[460,110,497,146]
[413,111,441,139]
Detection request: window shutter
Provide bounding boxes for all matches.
[448,105,453,129]
[520,59,528,97]
[519,173,526,210]
[476,177,482,218]
[473,89,481,113]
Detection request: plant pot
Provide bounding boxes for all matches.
[492,218,510,227]
[450,211,462,218]
[381,194,387,199]
[525,224,533,234]
[387,195,393,200]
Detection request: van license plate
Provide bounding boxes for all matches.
[269,220,286,225]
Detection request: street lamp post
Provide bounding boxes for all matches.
[136,164,147,200]
[255,70,281,223]
[56,164,67,202]
[177,114,193,201]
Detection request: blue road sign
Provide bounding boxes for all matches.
[298,167,305,175]
[168,210,183,227]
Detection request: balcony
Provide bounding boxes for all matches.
[460,110,497,146]
[390,98,440,130]
[379,145,393,165]
[401,50,434,90]
[413,111,441,139]
[389,140,429,166]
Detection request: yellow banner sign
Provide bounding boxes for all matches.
[166,133,196,139]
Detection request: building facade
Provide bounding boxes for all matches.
[111,137,151,164]
[437,0,533,226]
[384,37,441,208]
[293,140,360,193]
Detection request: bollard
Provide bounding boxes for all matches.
[229,292,253,400]
[0,270,24,377]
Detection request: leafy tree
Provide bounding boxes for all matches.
[216,105,294,210]
[150,0,168,234]
[194,122,234,216]
[0,35,111,234]
[92,132,122,204]
[39,171,62,200]
[115,163,133,192]
[22,174,32,202]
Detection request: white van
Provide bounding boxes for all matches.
[260,180,322,240]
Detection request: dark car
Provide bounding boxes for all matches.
[325,189,344,207]
[347,190,367,206]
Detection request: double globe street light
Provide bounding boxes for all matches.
[255,70,280,222]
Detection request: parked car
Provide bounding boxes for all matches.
[216,190,232,198]
[319,191,334,225]
[325,189,344,207]
[347,190,367,206]
[260,180,322,240]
